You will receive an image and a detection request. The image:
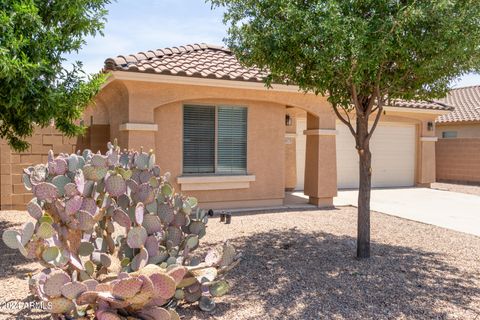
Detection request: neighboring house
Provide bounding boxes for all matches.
[435,86,480,184]
[0,43,453,210]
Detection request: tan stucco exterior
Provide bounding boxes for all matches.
[82,72,445,209]
[436,122,480,138]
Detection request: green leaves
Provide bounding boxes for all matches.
[0,0,110,151]
[210,0,480,108]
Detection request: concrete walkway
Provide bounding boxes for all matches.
[334,188,480,236]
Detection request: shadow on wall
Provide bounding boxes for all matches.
[76,124,110,154]
[182,228,480,319]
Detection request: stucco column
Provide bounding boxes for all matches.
[120,123,157,151]
[304,113,337,207]
[417,121,437,187]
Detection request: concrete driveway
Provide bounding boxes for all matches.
[334,187,480,236]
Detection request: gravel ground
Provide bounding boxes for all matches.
[431,182,480,196]
[1,207,480,320]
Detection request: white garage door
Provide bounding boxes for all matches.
[336,123,416,189]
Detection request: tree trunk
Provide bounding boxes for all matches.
[356,116,371,259]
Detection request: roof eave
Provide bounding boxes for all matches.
[108,70,304,93]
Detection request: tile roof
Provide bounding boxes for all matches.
[392,99,453,111]
[436,86,480,123]
[104,43,268,82]
[104,43,452,112]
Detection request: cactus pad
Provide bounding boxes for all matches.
[83,165,107,181]
[166,226,183,247]
[37,222,56,239]
[26,198,43,220]
[112,277,143,299]
[131,247,149,271]
[61,281,88,300]
[78,241,94,256]
[134,152,149,170]
[133,183,155,204]
[127,226,147,248]
[199,296,216,312]
[65,195,83,215]
[75,210,95,231]
[33,182,58,202]
[142,214,162,234]
[31,164,48,184]
[112,208,131,228]
[42,246,60,263]
[83,279,99,291]
[158,204,174,225]
[139,307,171,320]
[80,197,97,216]
[144,236,159,257]
[2,230,22,249]
[135,202,145,225]
[63,183,78,197]
[189,221,206,239]
[76,291,99,305]
[49,297,75,314]
[105,174,127,197]
[167,266,187,285]
[54,158,68,175]
[191,267,218,284]
[52,175,70,196]
[149,273,176,300]
[209,280,230,297]
[91,154,107,167]
[44,271,71,297]
[21,221,35,246]
[22,173,32,190]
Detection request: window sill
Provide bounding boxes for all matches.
[177,175,256,191]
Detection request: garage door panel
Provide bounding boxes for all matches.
[337,123,415,189]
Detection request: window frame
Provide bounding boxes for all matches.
[182,103,248,176]
[442,131,458,139]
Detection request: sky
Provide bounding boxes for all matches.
[67,0,480,88]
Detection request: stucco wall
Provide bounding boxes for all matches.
[436,138,480,184]
[436,123,480,138]
[154,99,286,207]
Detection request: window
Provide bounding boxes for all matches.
[442,131,457,139]
[183,105,247,175]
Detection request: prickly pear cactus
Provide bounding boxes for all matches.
[3,140,240,319]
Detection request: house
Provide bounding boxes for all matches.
[435,86,480,184]
[0,43,453,210]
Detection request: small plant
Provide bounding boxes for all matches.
[2,140,239,319]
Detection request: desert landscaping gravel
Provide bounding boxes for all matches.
[431,182,480,196]
[1,207,480,320]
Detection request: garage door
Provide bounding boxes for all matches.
[336,123,416,189]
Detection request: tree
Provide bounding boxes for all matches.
[210,0,480,258]
[0,0,110,151]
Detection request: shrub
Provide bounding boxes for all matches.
[2,140,239,319]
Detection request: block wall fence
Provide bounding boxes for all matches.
[0,125,109,210]
[436,138,480,184]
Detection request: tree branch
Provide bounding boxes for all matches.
[366,103,384,142]
[332,103,356,137]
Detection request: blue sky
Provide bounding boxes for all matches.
[67,0,480,88]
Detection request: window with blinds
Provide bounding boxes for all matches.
[183,105,248,175]
[183,105,215,174]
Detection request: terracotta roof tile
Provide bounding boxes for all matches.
[104,43,452,112]
[436,86,480,123]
